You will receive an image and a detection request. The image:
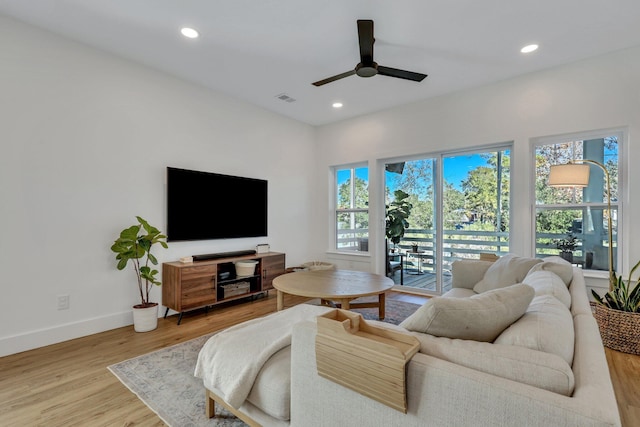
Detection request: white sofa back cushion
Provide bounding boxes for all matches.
[495,294,575,365]
[473,254,542,293]
[528,256,574,286]
[523,270,572,309]
[400,283,534,342]
[411,333,575,396]
[451,260,494,290]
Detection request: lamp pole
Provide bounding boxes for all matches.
[568,159,616,291]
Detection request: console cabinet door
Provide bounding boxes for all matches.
[180,277,216,310]
[261,253,285,290]
[179,265,217,310]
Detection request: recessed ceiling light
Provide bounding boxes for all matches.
[520,44,539,53]
[181,27,199,39]
[332,102,343,108]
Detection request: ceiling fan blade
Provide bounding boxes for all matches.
[377,65,427,82]
[312,70,356,87]
[357,19,374,64]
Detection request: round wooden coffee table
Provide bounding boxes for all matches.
[272,269,394,319]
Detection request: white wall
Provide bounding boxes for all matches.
[313,46,640,294]
[3,13,639,357]
[0,16,316,356]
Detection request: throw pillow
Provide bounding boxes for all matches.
[473,254,542,293]
[400,283,535,342]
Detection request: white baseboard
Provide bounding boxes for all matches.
[0,310,133,357]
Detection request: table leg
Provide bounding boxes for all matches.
[340,299,350,310]
[276,290,284,311]
[378,292,386,320]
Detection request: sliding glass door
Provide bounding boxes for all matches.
[385,146,510,295]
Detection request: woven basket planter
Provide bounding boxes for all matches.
[591,302,640,355]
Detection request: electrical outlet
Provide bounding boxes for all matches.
[57,295,70,310]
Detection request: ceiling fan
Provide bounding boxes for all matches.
[312,20,428,87]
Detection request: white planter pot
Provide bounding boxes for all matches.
[133,303,158,332]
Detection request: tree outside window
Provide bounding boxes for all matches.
[335,166,369,251]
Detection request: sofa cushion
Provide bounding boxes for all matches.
[400,283,535,342]
[527,256,573,286]
[246,346,291,420]
[523,270,571,309]
[411,333,575,396]
[494,294,575,365]
[451,260,494,290]
[442,288,477,298]
[473,254,542,293]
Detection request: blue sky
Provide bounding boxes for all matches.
[443,154,489,190]
[337,167,369,185]
[338,151,508,192]
[384,153,500,192]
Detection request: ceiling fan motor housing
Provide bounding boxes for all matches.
[356,62,378,77]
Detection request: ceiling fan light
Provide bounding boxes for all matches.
[181,27,199,39]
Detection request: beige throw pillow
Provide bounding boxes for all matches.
[400,283,535,342]
[473,254,542,293]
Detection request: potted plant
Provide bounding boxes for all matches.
[385,190,413,250]
[591,259,640,354]
[111,216,168,332]
[555,233,578,263]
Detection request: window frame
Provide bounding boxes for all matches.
[332,163,370,253]
[530,128,625,277]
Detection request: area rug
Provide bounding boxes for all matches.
[108,299,421,427]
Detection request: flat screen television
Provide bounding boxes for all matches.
[166,167,268,242]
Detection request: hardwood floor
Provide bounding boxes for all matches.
[0,291,638,426]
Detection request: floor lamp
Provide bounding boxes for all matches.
[548,159,616,291]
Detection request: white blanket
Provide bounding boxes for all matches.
[194,304,334,408]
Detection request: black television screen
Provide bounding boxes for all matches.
[166,167,268,241]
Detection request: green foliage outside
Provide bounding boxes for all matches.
[337,175,368,210]
[534,137,618,261]
[385,152,510,234]
[336,173,369,249]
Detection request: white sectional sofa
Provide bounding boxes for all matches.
[200,255,622,427]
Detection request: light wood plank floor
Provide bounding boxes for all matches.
[0,291,638,426]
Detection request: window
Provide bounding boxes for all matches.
[335,165,369,252]
[533,131,621,273]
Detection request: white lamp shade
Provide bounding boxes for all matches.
[548,164,590,187]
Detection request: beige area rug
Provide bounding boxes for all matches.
[108,300,420,426]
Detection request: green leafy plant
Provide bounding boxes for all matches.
[592,259,640,313]
[555,233,578,252]
[386,190,413,245]
[111,216,168,307]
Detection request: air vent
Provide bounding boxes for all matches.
[275,93,296,103]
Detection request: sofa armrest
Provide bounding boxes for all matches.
[290,321,620,427]
[451,260,493,289]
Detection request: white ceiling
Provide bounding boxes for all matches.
[2,0,640,126]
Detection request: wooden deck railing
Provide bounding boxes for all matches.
[337,228,611,274]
